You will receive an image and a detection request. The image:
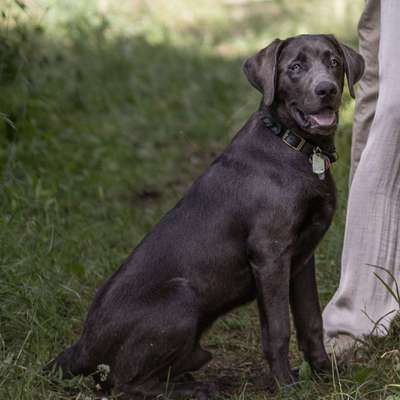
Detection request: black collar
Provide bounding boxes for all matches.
[261,112,338,164]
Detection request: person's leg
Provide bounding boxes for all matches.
[349,0,380,183]
[323,0,400,354]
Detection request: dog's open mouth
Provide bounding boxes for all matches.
[294,107,337,130]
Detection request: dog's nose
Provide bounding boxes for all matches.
[315,81,338,98]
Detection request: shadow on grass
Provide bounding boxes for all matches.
[0,21,254,222]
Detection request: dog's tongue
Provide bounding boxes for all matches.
[308,109,336,127]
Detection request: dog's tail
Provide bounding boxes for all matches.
[45,342,89,379]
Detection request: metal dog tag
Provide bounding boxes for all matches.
[312,152,326,180]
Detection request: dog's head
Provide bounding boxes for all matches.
[243,34,364,136]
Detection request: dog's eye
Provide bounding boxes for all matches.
[289,63,302,72]
[330,58,339,67]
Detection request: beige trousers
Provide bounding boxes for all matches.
[323,0,400,350]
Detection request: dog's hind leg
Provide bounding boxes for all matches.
[169,344,212,377]
[111,278,214,398]
[113,343,214,399]
[113,338,213,398]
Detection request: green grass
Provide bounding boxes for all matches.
[1,0,399,399]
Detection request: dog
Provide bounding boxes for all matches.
[52,34,364,399]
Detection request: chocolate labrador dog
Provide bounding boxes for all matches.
[52,34,364,398]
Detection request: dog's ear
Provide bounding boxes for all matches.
[340,43,365,98]
[326,35,365,99]
[242,39,285,106]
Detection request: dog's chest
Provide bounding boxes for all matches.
[297,177,336,235]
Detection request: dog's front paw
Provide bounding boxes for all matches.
[310,357,331,375]
[257,370,297,393]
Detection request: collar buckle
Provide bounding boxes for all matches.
[281,130,306,151]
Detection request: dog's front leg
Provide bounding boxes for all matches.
[248,238,293,385]
[290,255,330,373]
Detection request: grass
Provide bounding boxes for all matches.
[0,0,399,399]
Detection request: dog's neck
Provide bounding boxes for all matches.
[258,100,336,153]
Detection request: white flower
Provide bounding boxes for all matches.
[96,363,111,382]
